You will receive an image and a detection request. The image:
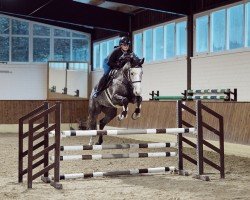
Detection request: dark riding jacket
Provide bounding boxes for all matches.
[107,47,132,70]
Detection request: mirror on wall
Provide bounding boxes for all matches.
[47,61,89,99]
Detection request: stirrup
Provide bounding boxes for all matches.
[93,91,99,98]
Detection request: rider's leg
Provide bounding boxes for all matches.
[93,73,109,97]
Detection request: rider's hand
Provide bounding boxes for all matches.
[116,60,124,68]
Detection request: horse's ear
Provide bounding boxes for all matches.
[139,58,144,65]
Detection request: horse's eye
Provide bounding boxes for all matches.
[131,72,134,76]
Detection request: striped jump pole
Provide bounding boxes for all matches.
[187,89,230,94]
[50,152,177,161]
[187,96,228,100]
[54,166,176,180]
[60,142,177,151]
[49,128,196,137]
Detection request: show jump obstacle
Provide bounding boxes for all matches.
[150,88,237,101]
[18,100,225,189]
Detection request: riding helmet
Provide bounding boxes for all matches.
[119,36,131,46]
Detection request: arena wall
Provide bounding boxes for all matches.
[1,100,249,145]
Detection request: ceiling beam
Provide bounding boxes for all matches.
[105,0,191,15]
[0,0,130,32]
[32,0,130,32]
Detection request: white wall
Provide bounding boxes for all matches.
[0,64,47,100]
[0,64,90,100]
[49,69,66,94]
[192,51,250,101]
[67,70,88,98]
[5,51,248,101]
[90,70,103,93]
[141,59,187,100]
[91,50,250,102]
[90,59,187,100]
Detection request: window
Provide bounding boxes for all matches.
[0,36,9,61]
[54,29,70,37]
[176,21,187,56]
[69,62,88,70]
[72,32,90,62]
[0,15,90,63]
[133,20,188,62]
[12,37,29,62]
[247,3,250,47]
[0,16,9,34]
[227,4,244,49]
[33,24,50,62]
[54,39,70,61]
[0,16,9,61]
[72,32,87,38]
[11,19,29,62]
[93,37,119,71]
[134,33,143,58]
[72,39,89,61]
[12,19,29,35]
[211,9,226,52]
[195,2,250,55]
[93,44,100,69]
[153,26,164,61]
[107,40,114,54]
[114,38,119,46]
[143,29,153,62]
[33,38,50,62]
[33,24,50,36]
[196,16,209,53]
[164,23,175,58]
[100,42,108,65]
[54,28,71,61]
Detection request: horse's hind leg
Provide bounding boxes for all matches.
[87,98,101,145]
[97,107,117,145]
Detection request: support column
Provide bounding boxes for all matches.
[187,14,193,90]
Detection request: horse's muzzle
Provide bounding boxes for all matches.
[133,85,142,96]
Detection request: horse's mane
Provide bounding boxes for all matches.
[121,54,142,70]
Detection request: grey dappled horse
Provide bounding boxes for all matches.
[87,54,144,145]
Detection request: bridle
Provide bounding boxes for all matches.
[123,65,142,86]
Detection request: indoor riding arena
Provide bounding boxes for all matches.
[0,0,250,200]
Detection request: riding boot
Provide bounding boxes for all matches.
[93,74,109,97]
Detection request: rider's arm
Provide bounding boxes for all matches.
[107,48,122,69]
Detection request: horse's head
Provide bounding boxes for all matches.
[122,53,144,96]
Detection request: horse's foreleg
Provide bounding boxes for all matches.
[98,108,117,145]
[87,116,97,145]
[132,96,142,120]
[114,94,129,121]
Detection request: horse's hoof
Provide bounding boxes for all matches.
[117,115,124,121]
[132,112,141,120]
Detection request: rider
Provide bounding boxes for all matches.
[93,36,132,97]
